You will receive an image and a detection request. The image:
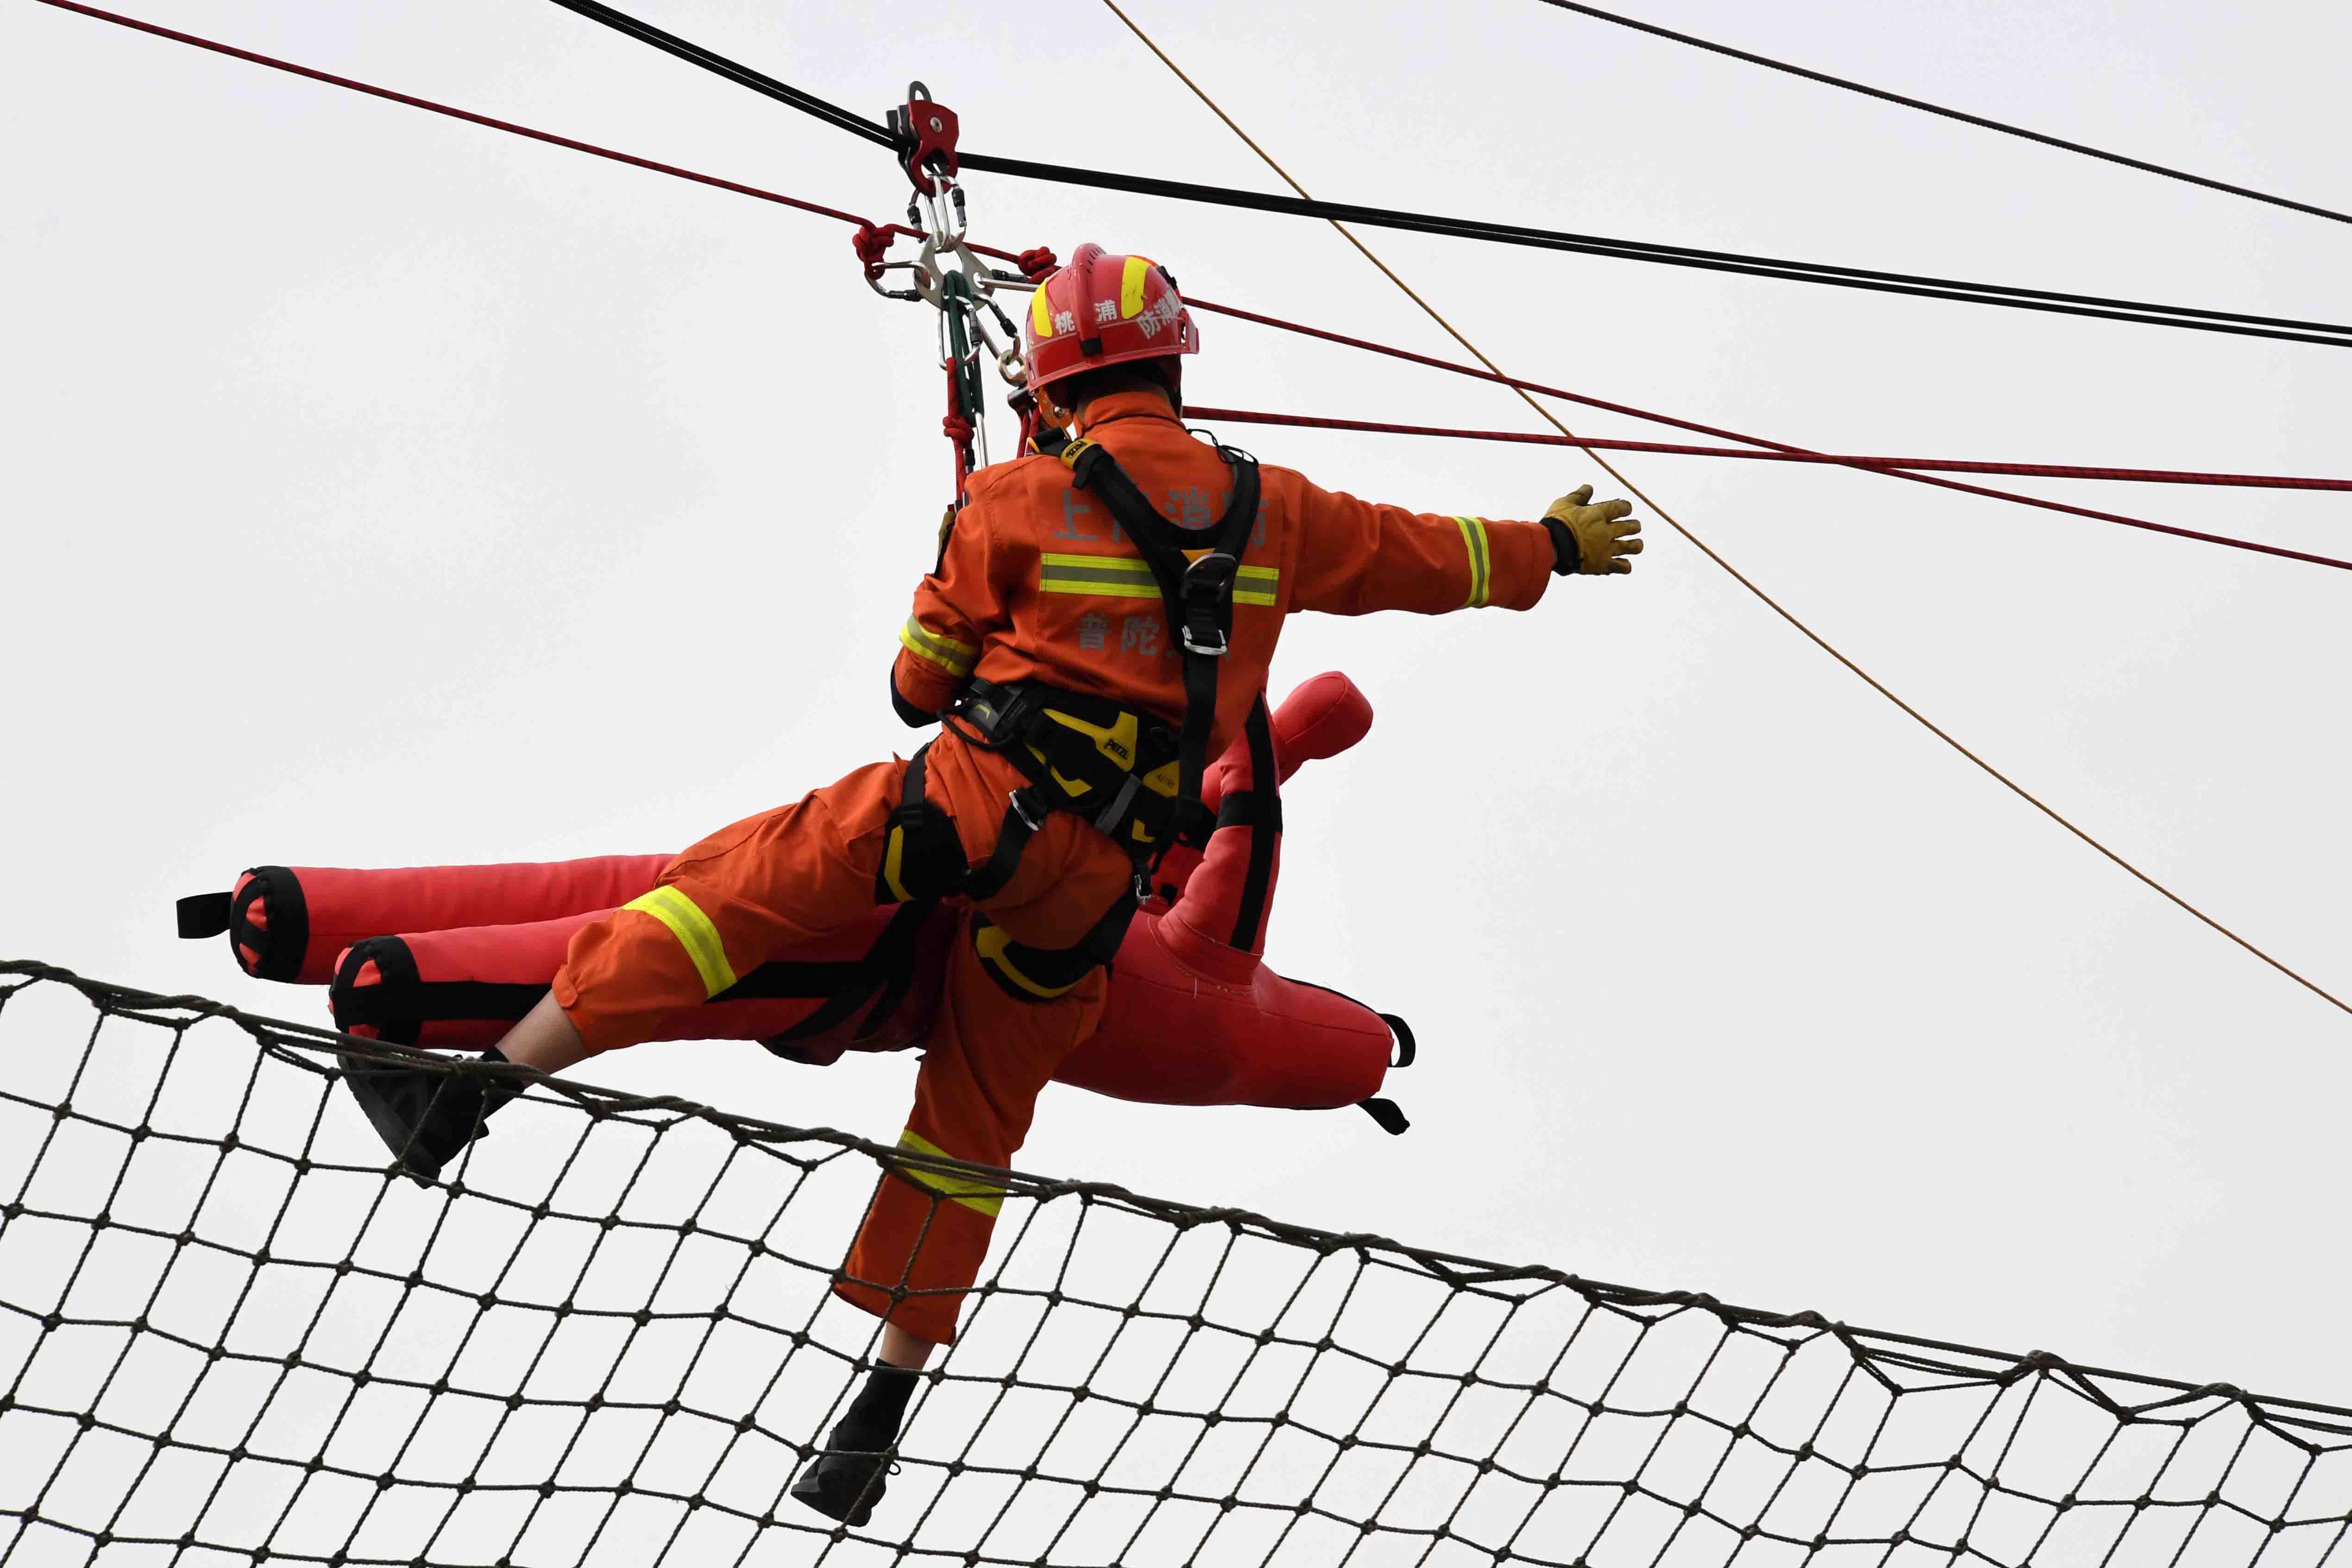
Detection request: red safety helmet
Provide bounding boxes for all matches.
[1022,243,1200,400]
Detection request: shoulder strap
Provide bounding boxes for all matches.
[1060,439,1263,843]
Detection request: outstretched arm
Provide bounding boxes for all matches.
[1288,472,1639,616]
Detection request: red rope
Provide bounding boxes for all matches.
[1185,301,2351,571]
[29,0,880,230]
[40,0,2344,572]
[1185,409,2352,492]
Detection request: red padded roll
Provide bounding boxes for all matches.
[225,856,674,985]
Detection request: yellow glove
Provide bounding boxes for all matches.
[1544,485,1642,575]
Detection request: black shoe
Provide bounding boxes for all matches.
[339,1049,521,1185]
[789,1444,896,1528]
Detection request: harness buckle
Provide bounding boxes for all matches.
[1181,625,1229,656]
[1179,551,1237,657]
[950,679,1040,750]
[1008,788,1048,833]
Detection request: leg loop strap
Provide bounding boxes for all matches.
[875,744,974,906]
[961,789,1047,901]
[969,892,1139,1004]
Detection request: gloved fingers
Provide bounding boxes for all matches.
[1546,485,1595,520]
[1557,497,1635,527]
[1577,517,1642,574]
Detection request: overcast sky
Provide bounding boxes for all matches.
[4,0,2348,1418]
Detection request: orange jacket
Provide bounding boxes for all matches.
[892,390,1558,758]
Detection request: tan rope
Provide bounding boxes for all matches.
[1097,0,2349,1018]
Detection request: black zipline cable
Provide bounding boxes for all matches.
[540,0,2352,350]
[43,0,2352,550]
[543,0,891,147]
[956,151,2352,348]
[31,0,2352,574]
[1534,0,2352,229]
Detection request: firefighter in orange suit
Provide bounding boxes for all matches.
[348,243,1641,1526]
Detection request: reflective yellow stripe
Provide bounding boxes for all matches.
[1041,552,1155,575]
[1119,255,1152,319]
[1039,554,1282,605]
[899,616,975,676]
[1233,564,1281,607]
[1040,579,1161,600]
[973,922,1085,1000]
[896,1129,1006,1217]
[1040,552,1159,599]
[1453,516,1491,608]
[621,887,736,998]
[1031,284,1055,339]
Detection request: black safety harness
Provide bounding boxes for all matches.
[874,436,1264,1001]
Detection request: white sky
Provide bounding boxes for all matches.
[4,0,2348,1422]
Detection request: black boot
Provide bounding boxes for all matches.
[791,1364,919,1527]
[339,1047,523,1185]
[789,1446,895,1527]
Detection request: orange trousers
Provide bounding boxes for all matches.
[553,730,1135,1344]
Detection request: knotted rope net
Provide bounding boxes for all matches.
[3,962,2347,1568]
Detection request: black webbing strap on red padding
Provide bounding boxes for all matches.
[330,939,545,1049]
[1226,696,1280,951]
[229,866,308,982]
[1358,1012,1417,1133]
[1381,1012,1417,1069]
[175,892,232,939]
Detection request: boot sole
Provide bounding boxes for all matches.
[336,1055,447,1186]
[789,1459,885,1528]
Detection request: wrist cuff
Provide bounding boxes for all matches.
[891,669,943,728]
[1542,516,1580,576]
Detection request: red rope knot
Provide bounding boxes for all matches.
[942,414,975,445]
[851,223,891,281]
[1017,246,1059,282]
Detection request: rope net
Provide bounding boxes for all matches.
[4,963,2348,1568]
